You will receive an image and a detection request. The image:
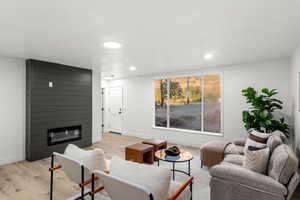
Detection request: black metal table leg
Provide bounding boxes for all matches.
[158,159,159,166]
[188,160,192,200]
[188,160,191,176]
[172,162,175,180]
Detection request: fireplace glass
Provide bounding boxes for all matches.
[47,125,82,146]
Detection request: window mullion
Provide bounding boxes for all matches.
[201,77,204,132]
[167,79,170,128]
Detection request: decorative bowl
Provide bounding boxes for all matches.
[165,146,181,156]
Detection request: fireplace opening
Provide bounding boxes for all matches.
[47,125,82,146]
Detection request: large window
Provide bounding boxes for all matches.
[154,74,222,134]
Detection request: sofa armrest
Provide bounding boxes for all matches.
[233,138,246,146]
[287,172,300,200]
[210,164,287,196]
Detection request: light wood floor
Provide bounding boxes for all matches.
[0,133,299,200]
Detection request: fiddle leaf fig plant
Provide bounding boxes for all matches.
[242,87,289,137]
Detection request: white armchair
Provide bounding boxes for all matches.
[49,145,193,200]
[90,157,193,200]
[49,144,108,200]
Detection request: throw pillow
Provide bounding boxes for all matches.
[243,146,270,174]
[249,130,271,143]
[244,138,267,155]
[109,156,171,200]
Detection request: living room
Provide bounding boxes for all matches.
[0,1,300,200]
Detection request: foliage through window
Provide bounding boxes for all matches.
[154,74,221,133]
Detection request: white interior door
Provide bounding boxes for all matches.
[107,87,123,134]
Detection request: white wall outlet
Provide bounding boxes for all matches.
[49,81,53,88]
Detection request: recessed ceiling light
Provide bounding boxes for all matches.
[129,66,137,71]
[103,41,122,49]
[203,53,214,60]
[103,75,114,80]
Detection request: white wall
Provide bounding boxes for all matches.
[105,59,292,147]
[0,55,102,165]
[291,45,300,155]
[92,70,102,143]
[0,55,26,165]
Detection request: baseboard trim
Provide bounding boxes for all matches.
[122,131,201,148]
[0,155,24,166]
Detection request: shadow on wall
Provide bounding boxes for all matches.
[274,110,294,143]
[296,148,300,171]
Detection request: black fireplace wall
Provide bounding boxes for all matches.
[26,59,92,161]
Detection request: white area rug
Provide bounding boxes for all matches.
[156,158,211,200]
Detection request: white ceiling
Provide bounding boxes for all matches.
[0,0,300,78]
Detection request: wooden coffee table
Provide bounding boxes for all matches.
[125,143,154,164]
[142,139,167,161]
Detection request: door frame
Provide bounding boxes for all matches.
[105,85,124,134]
[101,87,105,135]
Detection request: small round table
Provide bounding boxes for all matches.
[155,149,193,181]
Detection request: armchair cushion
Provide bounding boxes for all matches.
[210,164,287,196]
[109,157,172,200]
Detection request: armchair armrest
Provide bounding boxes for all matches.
[90,186,105,195]
[210,164,287,196]
[167,176,193,200]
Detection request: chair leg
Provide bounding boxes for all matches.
[50,154,54,200]
[81,166,84,200]
[91,174,95,200]
[190,181,193,200]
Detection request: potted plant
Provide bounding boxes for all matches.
[242,87,289,137]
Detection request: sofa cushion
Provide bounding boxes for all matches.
[223,154,244,166]
[273,131,288,144]
[210,164,288,196]
[267,134,283,152]
[109,157,171,200]
[268,144,298,185]
[233,138,247,146]
[243,146,270,174]
[225,143,244,155]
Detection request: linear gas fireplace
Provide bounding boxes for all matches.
[47,125,82,146]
